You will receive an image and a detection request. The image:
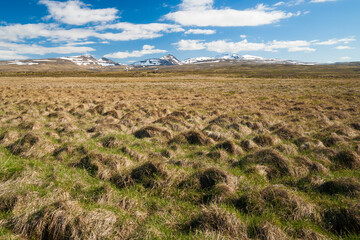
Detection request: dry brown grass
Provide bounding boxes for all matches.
[0,71,359,239]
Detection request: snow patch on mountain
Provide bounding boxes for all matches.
[60,55,122,66]
[7,61,39,66]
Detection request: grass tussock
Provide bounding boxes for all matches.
[0,70,359,239]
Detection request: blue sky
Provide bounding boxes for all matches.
[0,0,358,63]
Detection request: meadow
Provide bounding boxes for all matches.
[0,65,359,239]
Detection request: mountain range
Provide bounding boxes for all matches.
[0,54,313,68]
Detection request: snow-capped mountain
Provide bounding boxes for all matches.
[60,55,123,66]
[132,54,181,67]
[181,54,308,65]
[0,54,312,69]
[160,55,182,65]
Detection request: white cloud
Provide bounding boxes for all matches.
[174,39,317,53]
[174,40,206,51]
[340,56,351,60]
[0,23,99,42]
[104,45,167,59]
[274,0,305,7]
[96,23,184,41]
[0,41,95,56]
[0,22,184,43]
[310,0,337,3]
[165,3,296,27]
[180,0,214,10]
[0,50,28,60]
[185,29,216,35]
[240,35,247,39]
[39,0,118,25]
[335,46,353,50]
[315,37,356,45]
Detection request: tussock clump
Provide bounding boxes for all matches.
[18,121,41,130]
[7,200,118,240]
[324,206,360,235]
[8,133,40,155]
[207,149,227,160]
[214,140,243,155]
[209,114,240,127]
[317,178,360,196]
[133,126,172,139]
[198,167,229,189]
[248,222,289,240]
[245,165,272,178]
[273,126,301,141]
[76,153,127,180]
[0,130,20,145]
[171,131,213,145]
[323,133,344,147]
[241,139,258,151]
[0,195,18,213]
[260,186,319,221]
[203,130,226,141]
[277,143,298,155]
[295,227,327,240]
[122,146,144,161]
[185,206,246,238]
[103,110,119,119]
[227,123,252,136]
[332,150,360,169]
[130,162,167,188]
[246,149,294,179]
[350,122,360,130]
[76,155,99,176]
[253,134,280,147]
[102,136,121,148]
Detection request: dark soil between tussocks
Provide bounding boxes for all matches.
[317,178,360,196]
[324,206,360,235]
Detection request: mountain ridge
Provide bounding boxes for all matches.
[0,54,318,68]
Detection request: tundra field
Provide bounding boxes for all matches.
[0,65,360,239]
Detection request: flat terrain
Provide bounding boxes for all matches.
[0,68,360,239]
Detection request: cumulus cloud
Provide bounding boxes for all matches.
[340,56,351,60]
[310,0,337,3]
[0,22,184,43]
[0,41,94,57]
[39,0,118,25]
[315,37,356,45]
[185,29,216,35]
[0,23,98,42]
[335,46,353,50]
[96,23,184,41]
[104,45,167,59]
[0,50,28,60]
[274,0,305,7]
[174,38,317,53]
[165,2,296,27]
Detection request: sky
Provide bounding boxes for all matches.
[0,0,358,64]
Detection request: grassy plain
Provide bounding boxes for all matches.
[0,65,359,239]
